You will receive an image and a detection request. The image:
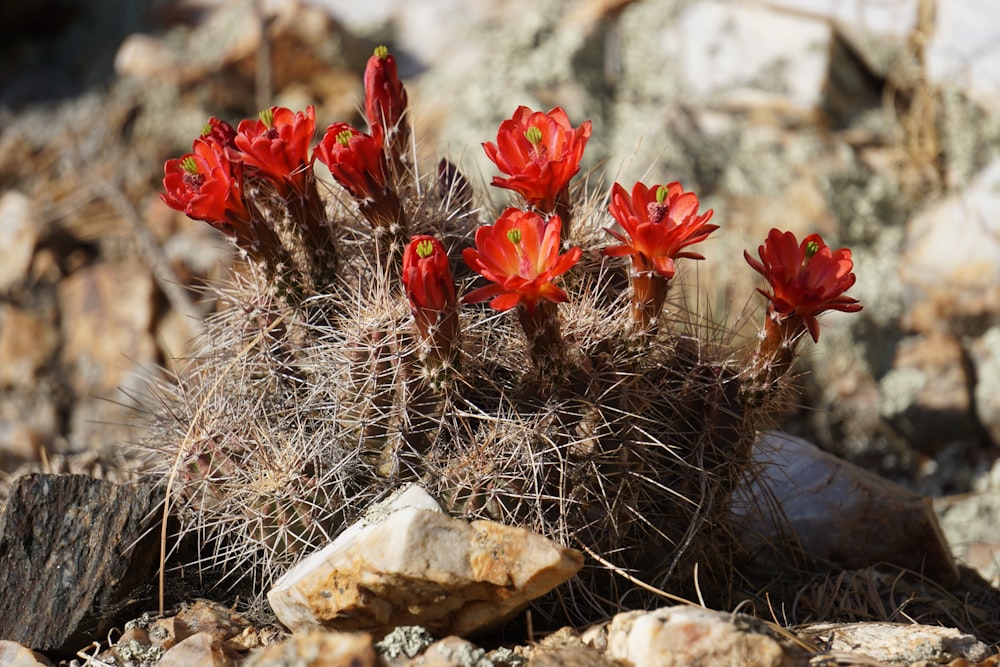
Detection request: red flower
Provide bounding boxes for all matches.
[201,117,237,149]
[462,208,581,314]
[161,137,248,227]
[483,106,591,212]
[364,45,408,148]
[603,181,717,279]
[314,123,388,201]
[402,236,458,343]
[745,228,862,342]
[234,106,316,195]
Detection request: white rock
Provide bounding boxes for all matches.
[0,640,53,667]
[604,606,791,667]
[798,622,991,665]
[901,156,1000,331]
[670,1,831,109]
[733,432,959,586]
[971,326,1000,447]
[0,191,38,292]
[268,486,583,637]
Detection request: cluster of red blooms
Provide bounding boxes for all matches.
[161,46,410,282]
[162,45,862,383]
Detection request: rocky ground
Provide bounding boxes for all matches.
[2,0,1000,665]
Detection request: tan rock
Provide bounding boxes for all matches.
[604,606,793,667]
[0,305,58,388]
[798,622,991,665]
[244,630,376,667]
[56,261,157,396]
[0,191,38,292]
[156,632,236,667]
[0,640,53,667]
[114,33,180,83]
[268,487,583,638]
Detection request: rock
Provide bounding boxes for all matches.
[0,305,58,389]
[156,632,235,667]
[375,625,436,665]
[0,641,53,667]
[100,601,258,666]
[56,261,157,397]
[901,156,1000,334]
[0,191,38,292]
[797,622,991,665]
[243,630,377,667]
[114,33,181,83]
[970,326,1000,447]
[878,333,978,453]
[528,628,612,667]
[670,1,830,109]
[0,389,59,465]
[527,646,613,667]
[402,636,489,667]
[56,261,158,452]
[0,474,162,656]
[268,486,584,638]
[935,476,1000,587]
[602,606,794,667]
[734,432,960,586]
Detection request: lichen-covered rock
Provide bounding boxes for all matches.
[797,622,991,665]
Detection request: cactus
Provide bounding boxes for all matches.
[148,46,862,624]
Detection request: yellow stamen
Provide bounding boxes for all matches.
[416,239,435,259]
[804,240,820,263]
[181,156,199,174]
[524,126,543,145]
[507,228,522,245]
[656,185,668,204]
[259,108,274,127]
[336,129,354,147]
[374,45,389,60]
[200,123,212,137]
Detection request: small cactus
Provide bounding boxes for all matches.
[148,46,862,623]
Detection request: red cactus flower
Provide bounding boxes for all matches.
[233,106,316,196]
[201,117,237,149]
[161,137,248,228]
[745,228,862,342]
[483,106,591,213]
[314,123,389,201]
[462,208,581,314]
[364,45,408,148]
[403,235,458,344]
[603,181,718,279]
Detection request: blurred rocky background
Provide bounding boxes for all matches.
[1,0,999,583]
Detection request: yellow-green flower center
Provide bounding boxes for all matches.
[336,129,354,147]
[524,126,543,145]
[181,156,199,174]
[374,45,389,60]
[804,240,820,262]
[416,239,435,259]
[507,228,522,245]
[259,108,275,127]
[200,123,212,137]
[656,185,669,204]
